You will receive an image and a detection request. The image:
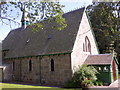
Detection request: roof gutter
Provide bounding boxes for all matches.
[4,52,72,60]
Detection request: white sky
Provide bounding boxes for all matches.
[0,0,92,41]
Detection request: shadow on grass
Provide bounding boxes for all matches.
[1,88,83,90]
[1,82,83,90]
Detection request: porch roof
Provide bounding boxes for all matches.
[84,54,113,65]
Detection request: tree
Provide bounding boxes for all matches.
[86,2,120,71]
[0,0,67,31]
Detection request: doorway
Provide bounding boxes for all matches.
[112,60,116,81]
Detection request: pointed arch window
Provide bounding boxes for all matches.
[51,59,54,72]
[29,60,32,72]
[85,36,91,53]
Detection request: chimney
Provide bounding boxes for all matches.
[21,5,30,29]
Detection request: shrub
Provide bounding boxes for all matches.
[64,65,99,88]
[94,80,103,86]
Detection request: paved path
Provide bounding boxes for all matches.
[88,79,120,90]
[109,79,120,88]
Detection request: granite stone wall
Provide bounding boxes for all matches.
[4,54,72,86]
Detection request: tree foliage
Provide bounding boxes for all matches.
[86,2,120,69]
[0,0,67,30]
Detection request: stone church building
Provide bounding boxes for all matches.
[2,7,118,86]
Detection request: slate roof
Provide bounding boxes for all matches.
[2,7,85,58]
[84,54,113,65]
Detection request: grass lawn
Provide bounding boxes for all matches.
[119,74,120,78]
[0,83,81,90]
